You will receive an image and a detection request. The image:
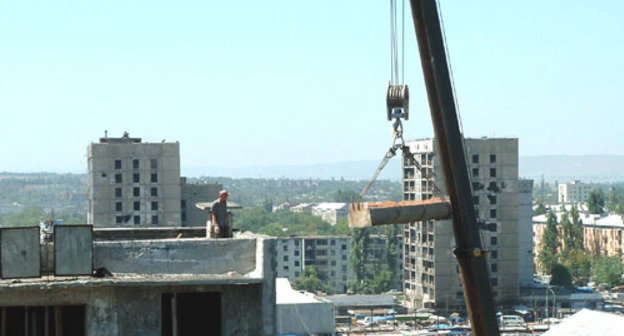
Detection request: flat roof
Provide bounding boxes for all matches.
[0,273,263,292]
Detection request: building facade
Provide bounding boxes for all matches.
[88,133,181,227]
[402,137,527,309]
[180,177,222,227]
[533,212,624,264]
[558,180,590,204]
[312,203,348,226]
[276,235,403,294]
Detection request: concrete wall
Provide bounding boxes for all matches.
[180,182,221,226]
[0,238,277,336]
[94,238,257,275]
[277,302,335,335]
[88,137,181,227]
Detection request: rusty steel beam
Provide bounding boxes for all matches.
[408,0,500,335]
[348,198,451,228]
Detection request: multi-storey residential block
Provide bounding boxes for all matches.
[88,133,181,227]
[533,211,624,264]
[276,236,352,294]
[558,180,590,204]
[402,137,528,309]
[275,235,403,294]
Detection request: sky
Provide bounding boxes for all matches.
[0,0,622,174]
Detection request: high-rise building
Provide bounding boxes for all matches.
[402,137,529,309]
[558,180,590,204]
[88,133,181,227]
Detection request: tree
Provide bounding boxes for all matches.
[538,211,559,273]
[334,190,361,203]
[384,224,399,279]
[587,190,605,214]
[291,266,330,293]
[569,205,584,250]
[350,228,371,282]
[533,202,547,216]
[561,249,592,285]
[367,270,394,294]
[560,208,573,254]
[591,255,624,287]
[550,263,573,287]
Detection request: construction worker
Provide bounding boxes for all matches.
[210,190,231,238]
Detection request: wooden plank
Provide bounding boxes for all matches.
[348,197,451,228]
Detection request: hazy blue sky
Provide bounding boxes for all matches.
[1,0,622,174]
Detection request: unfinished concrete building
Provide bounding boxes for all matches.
[402,137,530,309]
[87,133,182,227]
[0,225,277,336]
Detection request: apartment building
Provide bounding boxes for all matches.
[402,137,528,309]
[558,180,591,204]
[276,235,403,294]
[533,212,624,262]
[88,133,181,227]
[312,203,348,226]
[276,236,352,294]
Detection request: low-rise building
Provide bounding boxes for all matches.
[533,212,624,261]
[276,278,335,336]
[312,202,348,225]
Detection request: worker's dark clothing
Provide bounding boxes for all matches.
[210,201,230,238]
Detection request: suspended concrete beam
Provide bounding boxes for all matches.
[348,197,451,228]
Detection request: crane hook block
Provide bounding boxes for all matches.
[386,84,409,121]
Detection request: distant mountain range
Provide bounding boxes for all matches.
[182,155,624,183]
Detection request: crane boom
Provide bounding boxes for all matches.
[408,0,500,335]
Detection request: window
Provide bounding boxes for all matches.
[491,236,497,245]
[115,202,122,212]
[472,154,479,164]
[472,168,479,177]
[490,209,497,218]
[342,265,347,272]
[283,256,288,262]
[491,278,498,286]
[491,250,498,259]
[490,168,496,178]
[331,260,336,266]
[133,159,139,169]
[115,173,122,183]
[115,159,122,169]
[283,266,289,271]
[473,196,479,205]
[294,261,300,267]
[151,201,158,211]
[341,255,347,261]
[490,154,496,163]
[181,199,186,208]
[330,250,335,256]
[295,271,300,277]
[116,216,124,224]
[2,305,86,336]
[151,173,158,183]
[115,187,122,198]
[150,159,158,169]
[134,201,140,211]
[133,173,140,183]
[181,213,187,221]
[294,240,300,246]
[491,263,498,273]
[330,239,335,246]
[152,215,159,225]
[134,187,140,197]
[489,195,497,205]
[341,244,347,250]
[294,250,300,256]
[151,187,158,197]
[282,245,288,252]
[134,215,140,224]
